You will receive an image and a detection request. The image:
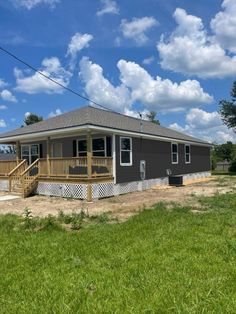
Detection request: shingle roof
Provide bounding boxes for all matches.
[0,106,210,145]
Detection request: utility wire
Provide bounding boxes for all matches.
[0,46,115,113]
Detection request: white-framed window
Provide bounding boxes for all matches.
[120,137,132,166]
[77,137,106,157]
[21,144,40,164]
[185,144,191,164]
[171,143,178,164]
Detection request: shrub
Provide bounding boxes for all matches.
[22,207,33,229]
[229,160,236,172]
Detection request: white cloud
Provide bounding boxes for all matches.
[79,57,132,111]
[142,56,154,65]
[79,57,213,113]
[66,33,93,69]
[169,108,235,144]
[48,108,62,118]
[157,8,236,78]
[118,59,213,111]
[123,108,149,119]
[11,0,60,10]
[0,119,6,128]
[24,112,31,118]
[0,79,7,88]
[14,57,71,94]
[96,0,119,16]
[0,89,17,102]
[0,105,7,110]
[211,0,236,53]
[121,17,158,45]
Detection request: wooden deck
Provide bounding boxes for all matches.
[0,157,114,199]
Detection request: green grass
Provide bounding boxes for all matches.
[1,194,236,313]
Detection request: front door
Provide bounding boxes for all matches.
[21,144,40,165]
[51,142,62,157]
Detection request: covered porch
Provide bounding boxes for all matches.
[0,130,115,199]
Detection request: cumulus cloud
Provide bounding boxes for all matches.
[79,57,213,113]
[0,105,7,110]
[211,0,236,53]
[0,79,7,88]
[142,56,154,65]
[0,89,17,102]
[121,17,158,45]
[0,119,6,128]
[96,0,119,16]
[48,108,62,118]
[11,0,59,10]
[169,108,235,144]
[118,59,213,111]
[66,33,93,69]
[14,57,71,94]
[79,57,132,111]
[157,8,236,78]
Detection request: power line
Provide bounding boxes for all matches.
[0,45,115,113]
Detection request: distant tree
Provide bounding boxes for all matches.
[219,81,236,132]
[212,141,236,162]
[145,111,160,125]
[24,113,43,126]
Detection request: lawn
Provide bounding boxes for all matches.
[1,192,236,313]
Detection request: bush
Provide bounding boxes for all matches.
[229,160,236,172]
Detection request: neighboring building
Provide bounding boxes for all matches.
[0,106,211,199]
[215,160,230,172]
[0,153,16,160]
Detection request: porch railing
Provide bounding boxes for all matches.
[0,157,113,179]
[39,157,112,178]
[0,160,22,176]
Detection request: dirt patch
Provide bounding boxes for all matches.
[0,176,235,219]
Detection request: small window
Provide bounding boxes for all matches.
[120,137,132,166]
[185,144,191,164]
[171,143,178,164]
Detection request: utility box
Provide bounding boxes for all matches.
[140,160,146,180]
[168,175,183,186]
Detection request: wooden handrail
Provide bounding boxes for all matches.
[21,158,39,176]
[9,160,27,176]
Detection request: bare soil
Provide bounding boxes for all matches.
[0,176,235,220]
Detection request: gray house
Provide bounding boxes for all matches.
[0,106,211,200]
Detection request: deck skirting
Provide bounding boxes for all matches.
[0,170,209,200]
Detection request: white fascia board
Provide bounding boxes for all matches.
[0,124,212,147]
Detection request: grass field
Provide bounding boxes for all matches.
[1,192,236,313]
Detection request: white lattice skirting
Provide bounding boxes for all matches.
[0,180,9,191]
[29,171,211,200]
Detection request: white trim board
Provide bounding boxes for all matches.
[0,124,212,147]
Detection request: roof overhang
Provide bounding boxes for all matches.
[0,124,212,147]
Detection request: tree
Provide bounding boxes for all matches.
[219,81,236,132]
[213,141,236,162]
[24,113,43,126]
[145,111,160,125]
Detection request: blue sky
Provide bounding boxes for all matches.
[0,0,235,143]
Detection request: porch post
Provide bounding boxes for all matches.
[47,137,51,176]
[16,141,20,164]
[87,130,92,202]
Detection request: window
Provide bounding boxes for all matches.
[120,137,132,166]
[171,143,178,164]
[185,144,191,164]
[77,137,106,157]
[21,144,39,164]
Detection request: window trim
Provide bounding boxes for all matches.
[76,137,107,157]
[120,137,132,166]
[185,144,191,164]
[171,142,179,164]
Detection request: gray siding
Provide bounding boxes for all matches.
[115,135,211,184]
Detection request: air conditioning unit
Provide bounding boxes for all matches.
[168,175,183,186]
